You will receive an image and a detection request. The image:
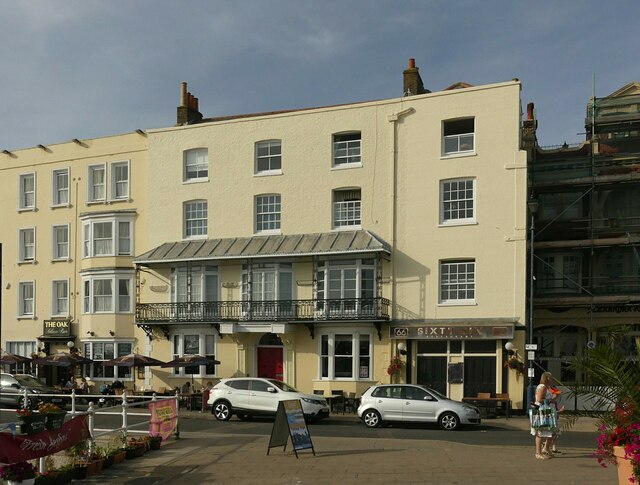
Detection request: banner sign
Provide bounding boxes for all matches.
[267,400,315,458]
[148,398,178,440]
[0,415,89,464]
[390,323,514,340]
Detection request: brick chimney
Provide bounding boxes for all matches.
[403,58,429,96]
[522,102,538,152]
[177,82,203,125]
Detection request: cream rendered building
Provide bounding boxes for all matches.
[135,61,529,408]
[0,132,148,388]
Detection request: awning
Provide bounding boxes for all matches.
[134,230,391,265]
[37,335,77,341]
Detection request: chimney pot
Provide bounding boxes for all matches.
[408,58,415,69]
[180,82,187,107]
[527,102,535,121]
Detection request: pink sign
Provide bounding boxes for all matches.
[148,399,177,440]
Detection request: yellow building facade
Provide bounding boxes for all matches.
[1,62,529,409]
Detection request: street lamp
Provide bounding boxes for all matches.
[527,198,539,409]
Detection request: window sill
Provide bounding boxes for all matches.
[254,170,283,177]
[86,200,108,205]
[183,178,209,184]
[331,163,363,171]
[438,221,478,228]
[255,229,282,236]
[438,301,477,307]
[17,316,36,320]
[183,235,208,241]
[17,260,36,265]
[108,197,131,203]
[332,225,362,231]
[440,151,477,160]
[17,207,36,213]
[52,258,72,263]
[51,204,72,209]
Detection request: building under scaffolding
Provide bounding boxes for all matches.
[523,81,640,386]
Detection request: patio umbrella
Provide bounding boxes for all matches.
[160,355,221,385]
[0,351,32,365]
[102,353,166,390]
[32,352,93,367]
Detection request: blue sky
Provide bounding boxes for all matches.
[1,0,638,151]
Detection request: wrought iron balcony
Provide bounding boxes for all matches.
[135,298,390,324]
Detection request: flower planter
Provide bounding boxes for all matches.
[112,450,127,464]
[44,412,67,430]
[83,458,104,478]
[72,465,87,480]
[18,414,47,435]
[102,455,114,470]
[8,479,35,485]
[613,445,635,484]
[125,444,146,459]
[149,437,162,450]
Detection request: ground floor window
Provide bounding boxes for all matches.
[319,332,371,380]
[171,330,217,377]
[4,341,37,374]
[82,341,133,380]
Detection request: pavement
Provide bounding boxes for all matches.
[75,412,617,485]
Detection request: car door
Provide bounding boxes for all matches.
[371,385,404,421]
[402,385,437,423]
[224,379,252,412]
[248,379,280,414]
[0,374,20,406]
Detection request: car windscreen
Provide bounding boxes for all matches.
[267,380,297,392]
[14,375,45,387]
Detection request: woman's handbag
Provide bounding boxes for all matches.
[529,401,557,432]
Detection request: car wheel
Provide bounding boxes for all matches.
[439,412,460,430]
[362,409,382,428]
[17,396,31,409]
[212,401,232,421]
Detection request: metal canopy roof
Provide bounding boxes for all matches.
[134,230,390,265]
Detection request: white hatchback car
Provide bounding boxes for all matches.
[208,377,330,422]
[357,384,481,430]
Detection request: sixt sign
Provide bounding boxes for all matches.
[390,324,513,340]
[43,320,71,337]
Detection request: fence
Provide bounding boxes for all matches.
[0,389,180,473]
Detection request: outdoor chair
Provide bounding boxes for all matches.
[331,390,345,414]
[345,392,357,414]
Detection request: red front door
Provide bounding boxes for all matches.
[257,347,283,380]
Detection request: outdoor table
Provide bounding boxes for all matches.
[462,396,511,419]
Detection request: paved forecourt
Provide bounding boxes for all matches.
[75,415,615,484]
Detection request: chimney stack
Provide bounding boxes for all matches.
[403,58,430,96]
[177,82,203,125]
[522,101,537,152]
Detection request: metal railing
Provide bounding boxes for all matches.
[136,297,390,323]
[0,389,180,473]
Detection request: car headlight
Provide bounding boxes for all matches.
[462,405,479,415]
[301,397,325,406]
[30,389,42,394]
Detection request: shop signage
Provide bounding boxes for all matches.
[148,398,177,440]
[587,304,640,314]
[43,319,71,337]
[390,324,514,340]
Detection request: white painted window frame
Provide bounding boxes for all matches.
[318,330,372,380]
[439,259,476,304]
[52,167,70,206]
[52,224,70,260]
[18,280,35,317]
[183,148,208,182]
[18,173,36,210]
[255,193,282,233]
[52,279,70,316]
[440,178,476,225]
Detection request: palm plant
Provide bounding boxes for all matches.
[565,329,640,481]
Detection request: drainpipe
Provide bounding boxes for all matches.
[387,107,414,323]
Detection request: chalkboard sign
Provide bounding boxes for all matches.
[447,363,463,384]
[267,399,315,458]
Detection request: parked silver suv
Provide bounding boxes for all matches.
[207,378,330,422]
[0,373,64,409]
[357,384,481,430]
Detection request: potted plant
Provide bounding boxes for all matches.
[125,437,147,459]
[386,356,404,380]
[37,402,66,430]
[0,461,36,484]
[148,434,162,450]
[567,330,640,483]
[504,355,526,376]
[16,408,47,435]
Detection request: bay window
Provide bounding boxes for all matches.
[83,272,133,314]
[83,341,133,380]
[171,331,217,376]
[81,214,134,258]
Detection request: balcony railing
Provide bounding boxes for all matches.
[136,298,390,323]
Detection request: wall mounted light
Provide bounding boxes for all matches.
[397,342,407,356]
[87,331,95,336]
[504,341,515,357]
[109,330,115,336]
